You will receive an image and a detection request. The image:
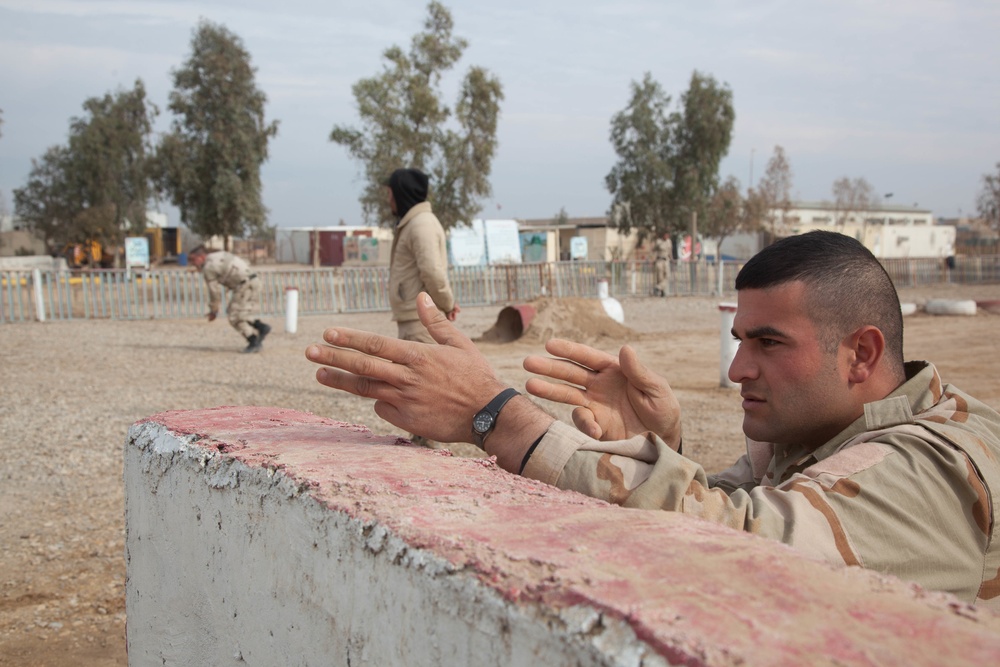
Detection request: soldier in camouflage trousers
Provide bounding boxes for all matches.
[190,246,271,353]
[307,231,1000,608]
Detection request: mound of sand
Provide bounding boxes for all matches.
[477,297,637,345]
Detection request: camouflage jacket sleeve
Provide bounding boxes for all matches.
[201,265,223,313]
[522,419,991,605]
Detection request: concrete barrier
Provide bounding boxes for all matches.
[125,407,1000,666]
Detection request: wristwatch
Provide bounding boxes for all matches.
[472,388,520,448]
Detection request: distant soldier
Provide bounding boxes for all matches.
[653,234,670,297]
[189,245,271,353]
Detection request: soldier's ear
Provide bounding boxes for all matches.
[845,326,885,384]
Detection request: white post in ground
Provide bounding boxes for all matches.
[597,279,624,324]
[718,302,738,388]
[285,287,299,334]
[32,268,46,323]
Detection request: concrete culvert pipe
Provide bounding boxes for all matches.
[925,299,977,316]
[490,305,537,343]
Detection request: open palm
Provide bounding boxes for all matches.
[523,339,681,447]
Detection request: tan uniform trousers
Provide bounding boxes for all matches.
[227,278,260,338]
[397,319,434,344]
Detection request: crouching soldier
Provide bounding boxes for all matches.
[189,245,271,353]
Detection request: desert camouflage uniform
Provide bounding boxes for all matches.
[522,361,1000,608]
[201,251,260,339]
[652,237,670,296]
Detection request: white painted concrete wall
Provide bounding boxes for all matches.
[125,407,1000,667]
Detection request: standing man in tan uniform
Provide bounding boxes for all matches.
[307,231,1000,607]
[189,245,271,353]
[652,234,670,297]
[385,168,459,343]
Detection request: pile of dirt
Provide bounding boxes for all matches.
[477,297,637,345]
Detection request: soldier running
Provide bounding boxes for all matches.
[189,245,271,353]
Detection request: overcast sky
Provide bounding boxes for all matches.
[1,0,998,228]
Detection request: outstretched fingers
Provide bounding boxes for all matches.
[543,338,618,373]
[523,338,618,405]
[313,364,389,401]
[523,354,594,389]
[306,330,416,403]
[525,376,589,407]
[320,327,415,367]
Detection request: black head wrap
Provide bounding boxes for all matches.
[386,168,429,220]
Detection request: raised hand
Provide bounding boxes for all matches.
[523,339,681,448]
[306,293,506,444]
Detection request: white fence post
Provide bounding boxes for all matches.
[285,287,299,334]
[32,268,46,322]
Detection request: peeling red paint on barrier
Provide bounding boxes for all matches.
[140,406,1000,666]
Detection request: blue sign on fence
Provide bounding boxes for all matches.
[125,237,150,269]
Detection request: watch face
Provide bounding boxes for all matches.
[473,410,494,434]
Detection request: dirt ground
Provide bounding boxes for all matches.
[1,283,998,665]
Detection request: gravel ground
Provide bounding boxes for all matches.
[1,283,998,665]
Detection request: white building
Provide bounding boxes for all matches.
[717,201,954,260]
[518,217,641,262]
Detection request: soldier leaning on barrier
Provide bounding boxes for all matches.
[307,231,1000,608]
[189,245,271,354]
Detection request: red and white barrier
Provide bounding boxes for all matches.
[125,407,1000,666]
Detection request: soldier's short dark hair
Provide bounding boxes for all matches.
[190,245,207,256]
[735,230,904,370]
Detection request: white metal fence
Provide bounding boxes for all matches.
[2,256,997,324]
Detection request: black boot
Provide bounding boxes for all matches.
[253,320,271,344]
[242,334,261,354]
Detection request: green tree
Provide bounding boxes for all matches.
[605,73,673,243]
[703,176,766,291]
[14,81,157,260]
[552,207,569,226]
[668,71,735,237]
[158,20,279,246]
[976,162,1000,235]
[606,71,734,249]
[14,146,75,250]
[331,2,503,229]
[756,145,794,238]
[704,177,742,267]
[71,81,158,241]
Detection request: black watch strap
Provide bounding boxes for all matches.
[472,388,520,447]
